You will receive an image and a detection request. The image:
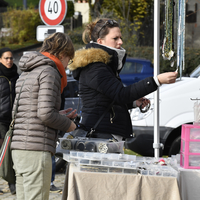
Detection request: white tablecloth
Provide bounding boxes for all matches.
[178,166,200,200]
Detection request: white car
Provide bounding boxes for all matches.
[125,67,200,157]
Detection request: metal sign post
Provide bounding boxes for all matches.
[23,0,27,9]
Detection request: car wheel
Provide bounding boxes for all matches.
[55,155,67,172]
[168,136,181,156]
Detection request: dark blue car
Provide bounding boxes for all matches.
[120,57,154,86]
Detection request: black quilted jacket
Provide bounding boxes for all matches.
[69,43,158,138]
[0,64,19,124]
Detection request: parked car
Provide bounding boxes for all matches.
[119,57,153,86]
[190,64,200,78]
[66,57,153,87]
[63,75,81,112]
[125,66,200,157]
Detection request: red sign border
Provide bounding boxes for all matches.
[39,0,67,26]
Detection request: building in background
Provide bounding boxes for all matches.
[74,1,89,24]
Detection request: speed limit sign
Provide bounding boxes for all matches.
[39,0,67,26]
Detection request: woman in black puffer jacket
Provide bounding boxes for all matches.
[0,47,19,194]
[68,18,178,141]
[0,48,19,146]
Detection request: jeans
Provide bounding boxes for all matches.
[51,156,56,183]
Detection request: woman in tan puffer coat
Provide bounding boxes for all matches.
[11,32,76,200]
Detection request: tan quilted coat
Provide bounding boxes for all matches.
[11,52,72,154]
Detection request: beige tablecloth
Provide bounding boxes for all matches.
[62,164,181,200]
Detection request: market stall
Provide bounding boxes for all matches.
[60,150,181,200]
[62,163,180,200]
[59,121,200,200]
[60,0,193,199]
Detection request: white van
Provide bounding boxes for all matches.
[125,67,200,157]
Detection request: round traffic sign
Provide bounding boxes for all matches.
[39,0,67,26]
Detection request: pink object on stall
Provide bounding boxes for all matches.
[180,124,200,169]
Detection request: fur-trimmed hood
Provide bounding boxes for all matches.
[68,42,126,80]
[68,47,111,71]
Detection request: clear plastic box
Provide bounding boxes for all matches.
[64,151,178,177]
[189,142,200,152]
[188,155,200,167]
[190,128,200,139]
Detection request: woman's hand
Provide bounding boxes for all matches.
[136,98,151,113]
[67,121,77,132]
[136,98,150,108]
[59,108,78,119]
[157,71,178,84]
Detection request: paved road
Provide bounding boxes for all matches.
[0,171,66,200]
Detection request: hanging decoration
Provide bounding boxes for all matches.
[177,0,185,78]
[162,0,175,64]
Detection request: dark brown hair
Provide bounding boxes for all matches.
[0,47,13,58]
[40,32,74,59]
[82,18,119,44]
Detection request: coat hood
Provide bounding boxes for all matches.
[68,47,111,71]
[19,52,57,72]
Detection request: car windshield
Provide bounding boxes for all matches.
[190,65,200,78]
[120,61,143,74]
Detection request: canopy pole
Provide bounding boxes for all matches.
[153,0,161,158]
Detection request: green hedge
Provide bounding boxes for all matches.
[2,7,42,44]
[5,0,39,8]
[0,3,74,45]
[66,1,74,18]
[68,27,84,45]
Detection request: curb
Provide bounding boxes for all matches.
[12,42,42,53]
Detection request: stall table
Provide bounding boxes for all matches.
[178,167,200,200]
[62,164,181,200]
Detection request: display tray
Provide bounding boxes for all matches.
[78,165,138,174]
[70,162,177,176]
[64,151,178,177]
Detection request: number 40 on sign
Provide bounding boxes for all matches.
[39,0,67,26]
